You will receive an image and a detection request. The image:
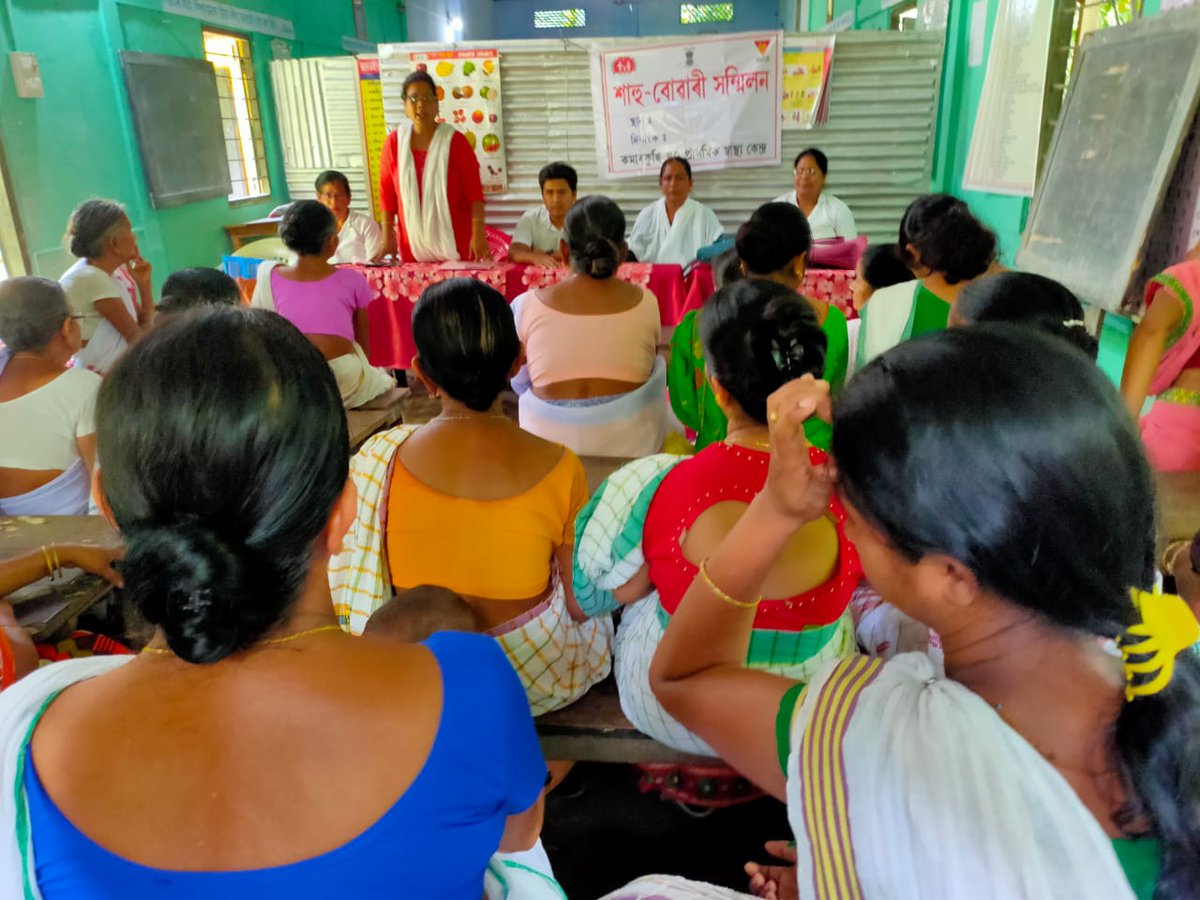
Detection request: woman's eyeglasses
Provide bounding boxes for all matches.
[405,94,436,107]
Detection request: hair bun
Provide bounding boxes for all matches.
[123,519,257,664]
[582,238,619,279]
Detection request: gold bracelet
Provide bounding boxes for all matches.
[40,545,55,580]
[50,544,61,579]
[698,558,761,609]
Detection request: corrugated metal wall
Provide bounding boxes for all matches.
[377,31,944,242]
[270,57,374,214]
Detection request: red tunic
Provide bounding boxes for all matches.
[379,128,484,262]
[643,442,861,632]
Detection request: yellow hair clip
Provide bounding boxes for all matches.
[1118,585,1200,701]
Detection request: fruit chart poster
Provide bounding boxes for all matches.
[409,50,507,194]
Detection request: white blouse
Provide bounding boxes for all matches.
[0,367,99,470]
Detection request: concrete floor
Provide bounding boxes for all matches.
[543,763,791,899]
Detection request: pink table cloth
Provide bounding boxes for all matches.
[681,263,858,323]
[352,262,689,370]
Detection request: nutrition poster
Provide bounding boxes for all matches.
[409,49,507,194]
[781,37,835,130]
[356,57,387,219]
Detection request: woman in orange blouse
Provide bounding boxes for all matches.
[380,278,612,715]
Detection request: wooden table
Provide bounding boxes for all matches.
[536,676,713,765]
[0,516,121,640]
[1158,470,1200,542]
[224,217,280,251]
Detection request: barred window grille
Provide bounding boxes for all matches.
[681,3,734,24]
[533,8,587,28]
[203,30,271,201]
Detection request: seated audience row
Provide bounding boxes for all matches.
[331,279,612,715]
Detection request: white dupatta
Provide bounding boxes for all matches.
[1,656,133,899]
[397,123,459,262]
[627,198,723,267]
[785,653,1135,900]
[855,280,919,370]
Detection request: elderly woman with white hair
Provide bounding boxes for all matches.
[0,277,99,515]
[58,199,155,375]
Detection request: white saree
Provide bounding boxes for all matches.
[627,198,723,267]
[397,122,459,262]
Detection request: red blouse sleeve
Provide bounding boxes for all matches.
[380,131,399,214]
[449,130,485,205]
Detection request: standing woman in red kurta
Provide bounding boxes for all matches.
[375,71,492,263]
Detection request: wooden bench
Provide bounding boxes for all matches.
[0,516,121,641]
[536,676,713,765]
[346,387,410,452]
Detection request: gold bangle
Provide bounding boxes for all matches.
[698,558,761,609]
[50,544,61,579]
[40,545,55,580]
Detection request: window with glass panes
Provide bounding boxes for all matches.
[202,30,271,201]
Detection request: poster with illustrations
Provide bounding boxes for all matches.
[781,37,835,130]
[409,49,507,193]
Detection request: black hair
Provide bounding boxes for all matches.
[539,162,578,194]
[412,277,520,412]
[280,200,337,257]
[159,268,241,315]
[898,194,996,285]
[860,243,913,291]
[563,195,626,280]
[0,276,71,352]
[793,148,829,175]
[65,199,126,259]
[833,325,1200,896]
[711,247,744,290]
[315,170,352,196]
[956,271,1098,359]
[402,70,438,99]
[736,202,813,276]
[660,157,693,181]
[701,279,826,422]
[96,306,347,665]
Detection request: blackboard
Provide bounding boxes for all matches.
[120,51,232,208]
[1016,8,1200,312]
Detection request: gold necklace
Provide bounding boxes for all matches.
[723,427,771,451]
[141,623,343,656]
[433,412,509,423]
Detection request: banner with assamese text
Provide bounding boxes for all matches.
[590,32,782,179]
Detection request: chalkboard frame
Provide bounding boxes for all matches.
[120,51,233,209]
[1017,8,1200,313]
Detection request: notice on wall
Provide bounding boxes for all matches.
[589,32,782,179]
[357,57,387,220]
[409,49,507,194]
[962,0,1056,196]
[781,37,834,130]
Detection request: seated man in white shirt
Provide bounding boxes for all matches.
[507,162,577,268]
[316,170,382,264]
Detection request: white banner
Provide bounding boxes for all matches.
[962,0,1055,195]
[590,32,782,179]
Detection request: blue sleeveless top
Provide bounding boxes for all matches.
[26,632,546,899]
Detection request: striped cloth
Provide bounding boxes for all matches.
[328,425,419,635]
[330,424,611,715]
[489,578,613,717]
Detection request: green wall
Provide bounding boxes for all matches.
[0,0,404,289]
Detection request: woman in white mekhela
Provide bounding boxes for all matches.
[374,70,492,263]
[330,278,612,716]
[606,328,1193,900]
[627,157,724,267]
